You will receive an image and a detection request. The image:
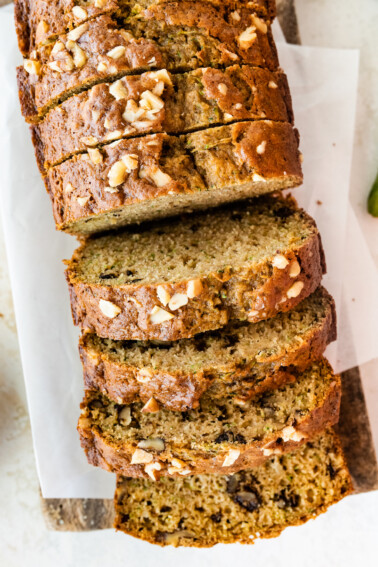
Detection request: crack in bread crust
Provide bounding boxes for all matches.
[79,287,337,410]
[113,430,352,547]
[15,1,277,57]
[32,65,293,170]
[77,359,341,477]
[18,4,279,122]
[65,195,325,341]
[42,121,302,235]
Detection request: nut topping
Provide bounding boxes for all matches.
[256,141,266,155]
[109,79,128,100]
[168,293,188,311]
[287,281,304,298]
[72,6,87,20]
[119,406,131,426]
[66,40,87,68]
[281,426,306,443]
[289,260,301,278]
[238,27,257,49]
[187,279,203,298]
[141,397,160,413]
[107,46,126,59]
[67,23,89,41]
[88,148,103,164]
[251,15,268,34]
[136,368,153,383]
[157,285,171,306]
[23,59,41,75]
[252,173,266,182]
[150,306,174,324]
[137,438,165,452]
[99,299,121,318]
[272,254,289,269]
[64,182,75,194]
[139,165,172,187]
[218,83,228,95]
[268,81,278,89]
[77,196,89,206]
[145,462,161,480]
[131,448,153,465]
[36,20,49,44]
[222,449,240,467]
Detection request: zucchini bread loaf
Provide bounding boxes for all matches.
[45,121,302,234]
[78,358,341,477]
[15,1,277,57]
[114,430,352,547]
[33,65,293,170]
[18,3,279,121]
[80,287,336,410]
[66,194,325,341]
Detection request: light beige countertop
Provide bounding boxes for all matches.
[1,1,378,565]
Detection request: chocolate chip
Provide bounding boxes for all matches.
[234,433,246,444]
[99,272,118,279]
[234,491,260,512]
[327,462,337,480]
[121,513,130,523]
[226,472,261,512]
[275,206,294,219]
[274,489,300,509]
[210,512,222,523]
[214,431,232,444]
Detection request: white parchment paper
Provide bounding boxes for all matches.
[0,10,377,498]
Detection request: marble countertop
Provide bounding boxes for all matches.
[1,0,378,565]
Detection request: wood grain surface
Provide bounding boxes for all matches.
[4,0,377,531]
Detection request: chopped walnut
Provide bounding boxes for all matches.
[238,26,257,49]
[109,79,128,100]
[141,397,160,413]
[287,281,304,298]
[222,449,240,467]
[88,148,103,164]
[67,23,89,42]
[187,279,203,299]
[107,46,126,59]
[131,448,153,465]
[157,285,171,306]
[272,254,289,269]
[99,299,121,318]
[24,59,41,75]
[150,306,174,324]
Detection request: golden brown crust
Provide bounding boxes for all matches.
[42,121,302,235]
[66,227,324,341]
[18,5,279,122]
[77,373,341,477]
[33,65,293,171]
[15,1,277,57]
[79,288,337,410]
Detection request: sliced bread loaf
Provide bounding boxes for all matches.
[45,121,302,234]
[80,287,336,410]
[33,65,293,170]
[114,430,352,547]
[15,1,276,57]
[18,6,279,121]
[66,194,324,341]
[78,358,341,477]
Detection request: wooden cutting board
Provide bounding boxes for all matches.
[4,0,377,530]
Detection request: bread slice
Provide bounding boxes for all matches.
[18,6,279,122]
[80,287,336,410]
[33,65,293,170]
[66,194,324,341]
[15,1,276,57]
[45,121,302,235]
[114,430,352,547]
[78,358,341,477]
